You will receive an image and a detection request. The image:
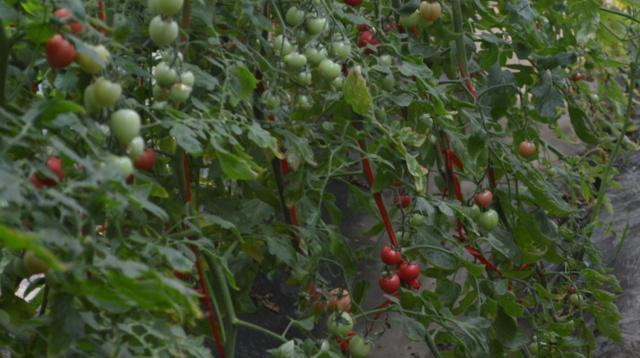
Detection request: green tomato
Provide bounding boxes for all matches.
[285,6,305,27]
[326,312,354,337]
[283,52,307,69]
[273,35,294,56]
[304,46,328,66]
[262,91,280,110]
[378,54,393,66]
[149,16,178,47]
[296,95,312,110]
[468,204,481,220]
[306,17,327,35]
[23,252,49,276]
[332,41,351,61]
[93,77,122,107]
[83,84,101,113]
[154,62,177,86]
[294,70,312,86]
[318,59,341,80]
[127,136,145,160]
[110,109,141,146]
[349,335,371,358]
[410,213,426,227]
[110,156,134,177]
[569,293,584,307]
[170,83,192,104]
[381,73,395,90]
[76,44,110,74]
[400,10,420,28]
[153,84,171,101]
[478,209,499,231]
[331,75,345,89]
[180,71,195,87]
[156,0,183,16]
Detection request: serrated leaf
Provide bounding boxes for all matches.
[531,70,564,120]
[343,71,372,116]
[568,103,599,144]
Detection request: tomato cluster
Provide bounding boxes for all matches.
[379,245,421,294]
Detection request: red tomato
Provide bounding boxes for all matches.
[518,141,536,158]
[380,246,403,266]
[46,34,76,68]
[398,262,420,282]
[327,288,352,312]
[379,273,401,294]
[358,31,379,53]
[30,174,45,189]
[408,278,421,290]
[344,0,364,5]
[571,73,584,81]
[134,149,157,171]
[53,8,83,33]
[474,190,493,209]
[400,194,411,208]
[356,24,370,32]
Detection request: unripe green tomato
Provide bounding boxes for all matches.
[305,46,328,66]
[273,35,294,56]
[83,84,101,113]
[400,10,420,28]
[93,77,122,107]
[285,6,305,27]
[294,70,312,86]
[382,73,395,90]
[379,54,393,66]
[410,213,426,226]
[332,41,351,61]
[318,59,341,80]
[349,335,371,358]
[127,136,145,160]
[569,293,584,307]
[154,62,177,86]
[180,71,195,87]
[478,209,499,231]
[262,92,280,110]
[428,134,437,145]
[468,204,481,220]
[149,16,178,47]
[326,312,354,337]
[156,0,184,17]
[110,109,141,146]
[23,252,49,276]
[76,44,110,74]
[153,84,171,101]
[332,75,345,89]
[306,17,327,35]
[283,52,307,69]
[296,95,313,110]
[110,156,134,177]
[170,83,192,104]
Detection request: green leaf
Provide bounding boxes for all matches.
[0,225,64,271]
[531,70,564,120]
[400,316,426,341]
[568,103,599,144]
[170,123,203,154]
[264,236,297,267]
[515,166,574,217]
[229,65,257,106]
[343,70,372,116]
[216,148,263,180]
[48,293,84,356]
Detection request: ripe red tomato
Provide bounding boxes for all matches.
[46,34,76,68]
[358,31,379,52]
[344,0,364,5]
[408,278,421,290]
[474,190,493,209]
[30,174,45,189]
[571,73,584,81]
[356,24,370,32]
[134,149,157,171]
[518,141,537,158]
[53,8,83,34]
[380,246,402,266]
[400,194,411,208]
[379,273,401,294]
[46,156,65,182]
[398,262,420,282]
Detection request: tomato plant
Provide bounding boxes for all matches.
[0,0,636,357]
